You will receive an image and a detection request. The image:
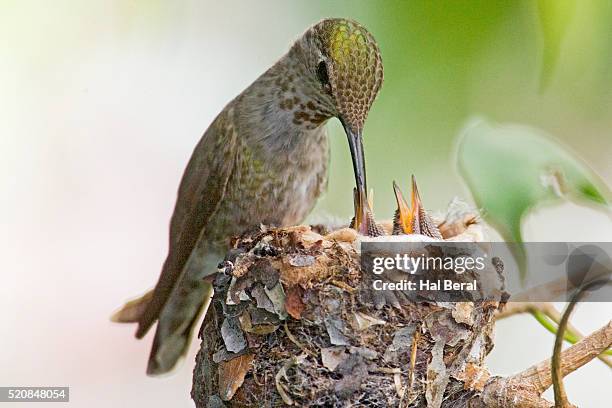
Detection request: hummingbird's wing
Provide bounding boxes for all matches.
[136,107,238,343]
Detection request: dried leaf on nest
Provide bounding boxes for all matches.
[221,317,247,353]
[452,302,475,326]
[392,326,416,349]
[264,282,288,319]
[218,353,255,401]
[249,307,280,327]
[325,316,351,346]
[351,311,387,331]
[384,325,415,362]
[321,347,348,371]
[426,340,450,408]
[284,286,305,319]
[250,284,275,313]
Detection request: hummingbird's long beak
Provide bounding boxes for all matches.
[343,122,369,233]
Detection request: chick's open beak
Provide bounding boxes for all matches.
[392,181,413,234]
[393,175,443,239]
[392,176,426,234]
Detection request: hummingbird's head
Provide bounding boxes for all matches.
[294,18,384,233]
[306,18,384,132]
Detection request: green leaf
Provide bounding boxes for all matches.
[537,0,576,91]
[457,118,611,279]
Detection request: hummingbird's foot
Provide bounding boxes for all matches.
[350,188,385,237]
[392,175,443,239]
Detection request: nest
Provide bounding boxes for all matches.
[191,201,505,408]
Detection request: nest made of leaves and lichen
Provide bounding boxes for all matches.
[192,202,504,408]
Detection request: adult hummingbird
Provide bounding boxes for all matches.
[112,18,384,375]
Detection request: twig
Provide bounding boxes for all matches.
[514,321,612,393]
[408,328,420,392]
[552,300,576,407]
[481,321,612,407]
[552,281,612,408]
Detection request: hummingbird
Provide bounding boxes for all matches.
[392,176,443,238]
[112,18,384,375]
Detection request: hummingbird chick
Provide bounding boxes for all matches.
[349,187,385,236]
[112,18,384,375]
[392,176,443,239]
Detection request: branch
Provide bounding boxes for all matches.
[519,320,611,392]
[481,321,612,407]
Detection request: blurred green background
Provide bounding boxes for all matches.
[1,1,610,407]
[309,0,612,219]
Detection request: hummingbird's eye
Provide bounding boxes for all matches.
[316,61,330,87]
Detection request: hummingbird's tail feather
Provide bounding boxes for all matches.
[146,280,214,375]
[135,252,185,339]
[111,289,154,323]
